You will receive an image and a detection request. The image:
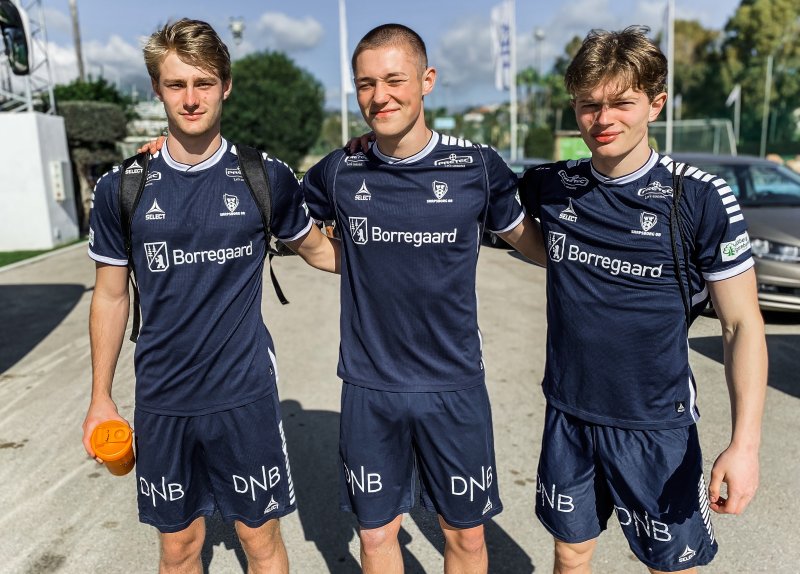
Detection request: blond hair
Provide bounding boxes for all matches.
[143,18,231,84]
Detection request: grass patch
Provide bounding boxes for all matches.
[0,238,86,268]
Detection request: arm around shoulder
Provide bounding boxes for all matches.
[498,214,547,267]
[284,224,341,274]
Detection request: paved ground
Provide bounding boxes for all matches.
[0,242,798,573]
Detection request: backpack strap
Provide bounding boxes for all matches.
[234,143,289,305]
[669,160,694,329]
[118,153,149,342]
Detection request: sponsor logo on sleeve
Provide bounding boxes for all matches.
[720,231,751,261]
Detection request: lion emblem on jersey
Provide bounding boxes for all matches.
[224,194,240,213]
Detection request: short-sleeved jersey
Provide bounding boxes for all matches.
[520,150,754,430]
[88,139,312,416]
[303,132,524,392]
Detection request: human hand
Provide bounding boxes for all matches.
[81,396,128,463]
[708,444,759,515]
[345,131,375,155]
[136,135,166,155]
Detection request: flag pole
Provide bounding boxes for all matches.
[509,0,518,161]
[665,0,674,154]
[339,0,350,146]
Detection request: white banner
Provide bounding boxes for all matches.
[491,1,512,91]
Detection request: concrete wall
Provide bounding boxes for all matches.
[0,112,79,250]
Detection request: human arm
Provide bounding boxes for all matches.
[81,263,131,462]
[283,224,341,274]
[497,213,547,267]
[705,267,768,515]
[136,135,166,155]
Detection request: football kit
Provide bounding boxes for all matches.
[520,150,753,569]
[303,132,523,526]
[89,139,310,530]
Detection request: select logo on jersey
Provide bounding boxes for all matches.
[548,232,566,262]
[225,167,244,182]
[631,211,661,237]
[125,160,144,175]
[221,194,245,217]
[559,198,578,223]
[427,180,453,204]
[434,153,473,167]
[144,242,170,272]
[355,180,372,201]
[558,170,589,190]
[145,171,161,186]
[264,496,280,514]
[720,231,750,262]
[637,181,673,200]
[145,199,166,221]
[678,546,697,563]
[349,217,369,244]
[345,152,369,166]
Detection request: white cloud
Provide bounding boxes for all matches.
[256,12,324,52]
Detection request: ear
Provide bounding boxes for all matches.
[649,92,667,122]
[422,66,436,97]
[222,78,232,100]
[151,78,162,101]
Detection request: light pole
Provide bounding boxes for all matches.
[68,0,85,81]
[229,17,245,59]
[533,27,545,126]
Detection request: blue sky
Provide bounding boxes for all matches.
[37,0,743,111]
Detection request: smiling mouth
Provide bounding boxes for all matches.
[372,109,398,119]
[593,132,619,143]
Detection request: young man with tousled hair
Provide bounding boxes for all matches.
[303,23,545,574]
[519,26,767,574]
[82,18,339,574]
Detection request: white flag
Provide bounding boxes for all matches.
[725,84,741,107]
[491,1,512,91]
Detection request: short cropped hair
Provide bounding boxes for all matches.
[143,18,231,85]
[565,25,667,101]
[351,23,428,74]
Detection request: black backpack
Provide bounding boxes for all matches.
[118,143,289,342]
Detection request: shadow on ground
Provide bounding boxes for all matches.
[0,283,86,374]
[690,334,800,398]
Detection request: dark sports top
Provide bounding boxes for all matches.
[520,150,754,429]
[88,139,311,415]
[303,132,524,391]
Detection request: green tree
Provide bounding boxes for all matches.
[58,101,127,232]
[223,51,324,169]
[719,0,800,152]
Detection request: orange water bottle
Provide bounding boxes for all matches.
[91,420,135,476]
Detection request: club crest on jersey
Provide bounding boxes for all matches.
[548,232,566,262]
[637,181,673,199]
[434,153,473,167]
[428,181,453,203]
[349,217,368,245]
[640,211,657,231]
[559,198,578,222]
[144,242,169,272]
[221,194,245,217]
[145,198,166,221]
[558,170,589,190]
[355,180,372,201]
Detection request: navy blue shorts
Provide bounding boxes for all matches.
[133,392,296,533]
[339,382,502,529]
[536,405,717,571]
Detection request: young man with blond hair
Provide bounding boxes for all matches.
[82,18,338,573]
[519,26,767,573]
[303,23,543,574]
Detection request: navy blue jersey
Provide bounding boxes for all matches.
[303,132,524,391]
[88,139,312,416]
[520,151,754,429]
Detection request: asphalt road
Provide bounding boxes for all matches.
[0,242,798,573]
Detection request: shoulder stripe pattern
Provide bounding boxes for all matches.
[440,134,474,147]
[662,155,744,224]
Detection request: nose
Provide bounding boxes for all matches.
[594,104,611,125]
[183,86,199,109]
[372,80,390,105]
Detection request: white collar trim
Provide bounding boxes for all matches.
[372,131,440,164]
[162,138,228,172]
[590,149,658,185]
